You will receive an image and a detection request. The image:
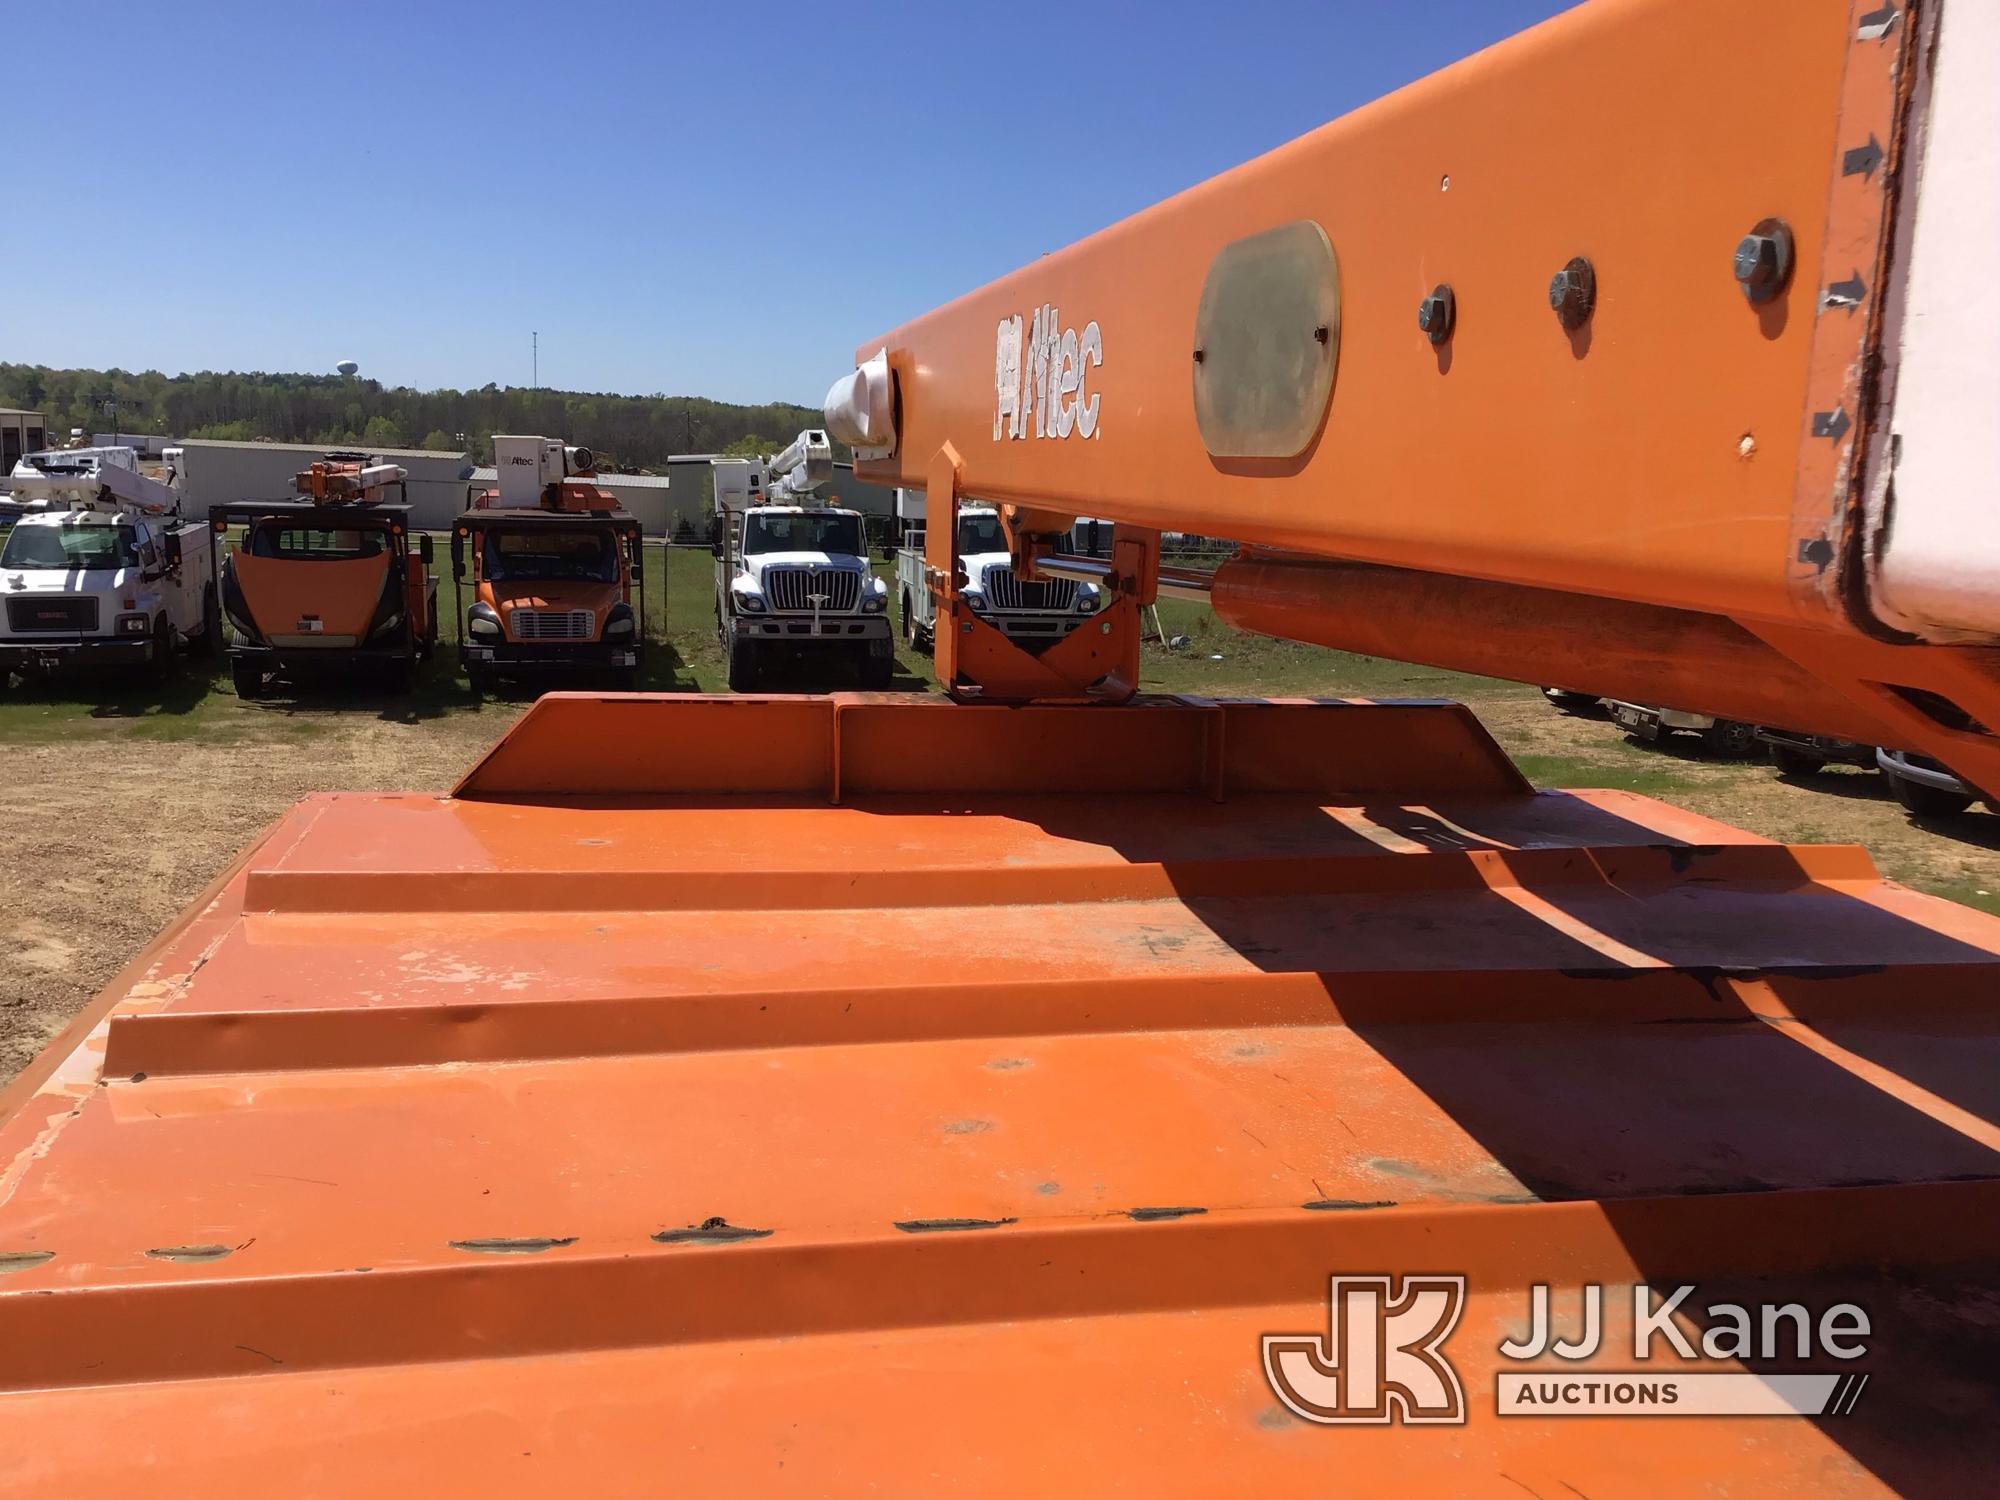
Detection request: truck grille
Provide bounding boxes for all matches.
[6,596,99,633]
[510,608,595,640]
[985,566,1078,612]
[765,567,860,613]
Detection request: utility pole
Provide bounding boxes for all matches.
[532,331,538,391]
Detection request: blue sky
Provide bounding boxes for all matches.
[14,0,1573,406]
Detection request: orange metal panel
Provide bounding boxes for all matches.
[231,548,391,639]
[3,695,1998,1491]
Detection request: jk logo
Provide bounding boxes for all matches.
[1263,1275,1468,1425]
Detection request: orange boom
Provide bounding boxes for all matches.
[5,1,2000,1493]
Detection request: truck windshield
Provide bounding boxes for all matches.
[957,513,1007,553]
[1,523,140,571]
[743,513,862,556]
[482,528,618,582]
[250,525,387,560]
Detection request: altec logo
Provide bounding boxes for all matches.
[1263,1277,1873,1424]
[994,307,1102,442]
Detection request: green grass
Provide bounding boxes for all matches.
[0,545,1548,741]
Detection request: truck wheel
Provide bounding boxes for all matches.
[382,655,414,695]
[1885,768,1974,818]
[231,659,264,700]
[148,617,178,682]
[1701,720,1756,758]
[188,588,223,658]
[613,667,640,692]
[859,645,893,690]
[901,590,914,643]
[467,665,494,696]
[1766,742,1825,778]
[727,635,759,692]
[422,610,438,658]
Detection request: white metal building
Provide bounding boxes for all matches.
[177,439,475,528]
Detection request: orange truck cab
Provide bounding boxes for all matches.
[212,455,438,698]
[451,436,645,690]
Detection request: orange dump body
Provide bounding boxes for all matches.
[2,694,1996,1493]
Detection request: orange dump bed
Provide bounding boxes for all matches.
[2,694,1997,1494]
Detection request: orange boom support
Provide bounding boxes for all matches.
[7,0,2000,1493]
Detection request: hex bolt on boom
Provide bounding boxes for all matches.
[1733,218,1794,303]
[1417,284,1456,343]
[1548,257,1596,331]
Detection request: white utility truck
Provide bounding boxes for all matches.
[892,487,1100,653]
[711,429,892,691]
[0,447,219,686]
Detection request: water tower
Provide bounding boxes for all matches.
[336,359,359,377]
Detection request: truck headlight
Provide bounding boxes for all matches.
[861,593,886,614]
[116,612,150,635]
[467,605,502,639]
[961,588,988,613]
[604,604,636,637]
[1075,584,1100,613]
[736,591,767,614]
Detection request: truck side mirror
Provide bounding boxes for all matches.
[709,515,722,558]
[450,528,465,581]
[419,534,435,565]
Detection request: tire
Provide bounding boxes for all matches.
[467,666,494,696]
[727,634,758,692]
[148,617,177,682]
[382,655,414,696]
[859,647,893,690]
[1766,742,1826,778]
[188,588,223,658]
[1701,719,1756,758]
[231,658,264,700]
[613,667,639,692]
[901,590,914,644]
[421,609,438,659]
[1886,768,1974,818]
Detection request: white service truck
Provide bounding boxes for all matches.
[711,430,892,691]
[0,447,219,686]
[893,488,1101,653]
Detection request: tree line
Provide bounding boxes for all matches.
[0,363,835,470]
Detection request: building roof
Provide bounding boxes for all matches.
[180,438,471,463]
[469,467,672,489]
[0,409,46,419]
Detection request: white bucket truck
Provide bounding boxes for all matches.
[0,447,219,686]
[711,430,892,691]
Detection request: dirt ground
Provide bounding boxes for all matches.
[0,712,507,1084]
[3,660,1995,1088]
